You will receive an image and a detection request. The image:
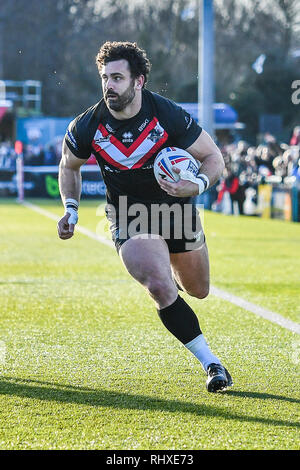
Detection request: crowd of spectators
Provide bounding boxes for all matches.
[0,137,98,167]
[211,126,300,215]
[0,140,17,171]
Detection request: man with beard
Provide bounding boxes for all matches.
[57,41,232,393]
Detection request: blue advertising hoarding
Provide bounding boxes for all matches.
[16,117,73,147]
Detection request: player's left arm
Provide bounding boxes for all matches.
[185,130,225,187]
[159,130,224,197]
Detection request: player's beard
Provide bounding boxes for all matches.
[105,79,136,112]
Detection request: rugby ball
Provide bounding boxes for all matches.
[154,147,200,183]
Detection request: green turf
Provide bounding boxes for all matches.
[0,198,299,450]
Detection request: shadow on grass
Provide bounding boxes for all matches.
[225,390,300,403]
[0,376,299,429]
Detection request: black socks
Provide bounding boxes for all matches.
[157,295,202,344]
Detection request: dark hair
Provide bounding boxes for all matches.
[96,41,151,87]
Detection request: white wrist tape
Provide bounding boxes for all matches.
[65,198,79,225]
[65,198,79,210]
[65,207,78,225]
[179,170,210,195]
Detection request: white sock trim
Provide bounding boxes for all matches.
[184,334,205,352]
[184,334,221,371]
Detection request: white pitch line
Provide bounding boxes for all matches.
[22,200,300,335]
[22,200,113,247]
[210,286,300,335]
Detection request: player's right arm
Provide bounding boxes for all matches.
[57,140,88,240]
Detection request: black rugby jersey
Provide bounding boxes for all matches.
[64,89,202,208]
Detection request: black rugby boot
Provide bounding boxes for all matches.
[206,363,233,393]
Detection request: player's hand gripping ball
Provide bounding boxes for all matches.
[154,147,200,184]
[154,147,207,197]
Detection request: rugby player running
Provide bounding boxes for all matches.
[57,41,233,392]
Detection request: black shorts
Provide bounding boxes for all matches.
[105,202,205,254]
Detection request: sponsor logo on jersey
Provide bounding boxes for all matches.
[66,129,78,150]
[138,118,149,132]
[94,135,111,145]
[122,132,134,143]
[147,123,165,143]
[142,163,154,170]
[105,123,115,134]
[185,115,193,130]
[104,164,120,173]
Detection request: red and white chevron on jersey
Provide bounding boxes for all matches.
[91,117,168,170]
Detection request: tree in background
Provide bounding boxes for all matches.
[220,0,300,142]
[1,0,299,141]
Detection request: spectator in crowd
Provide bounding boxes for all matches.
[262,132,283,157]
[255,146,274,175]
[290,146,299,172]
[292,158,300,180]
[290,126,300,146]
[0,140,15,159]
[272,156,286,178]
[215,166,246,215]
[0,140,16,171]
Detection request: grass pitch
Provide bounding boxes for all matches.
[0,198,299,450]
